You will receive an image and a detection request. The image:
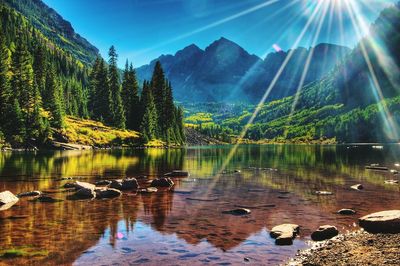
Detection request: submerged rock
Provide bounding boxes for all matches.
[311,225,339,241]
[0,191,19,211]
[222,208,251,216]
[270,224,300,245]
[366,165,389,171]
[17,191,42,197]
[63,182,76,189]
[338,209,356,215]
[95,188,122,199]
[164,170,189,177]
[34,195,63,203]
[74,188,96,199]
[351,184,363,190]
[359,210,400,233]
[150,177,174,187]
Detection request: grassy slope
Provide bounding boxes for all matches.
[58,117,141,147]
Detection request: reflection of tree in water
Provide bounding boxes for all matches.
[141,191,174,231]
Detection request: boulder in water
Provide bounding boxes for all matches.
[150,177,174,187]
[96,188,122,199]
[311,225,339,241]
[270,224,300,245]
[359,210,400,233]
[17,191,42,197]
[338,209,356,215]
[74,188,96,199]
[222,208,251,215]
[0,191,19,211]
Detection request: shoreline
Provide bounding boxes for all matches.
[1,141,399,152]
[287,230,400,265]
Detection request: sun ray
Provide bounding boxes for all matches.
[349,0,400,90]
[202,0,325,193]
[130,0,281,58]
[227,1,310,100]
[344,0,399,140]
[284,1,331,138]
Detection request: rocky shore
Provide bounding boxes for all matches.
[288,230,400,265]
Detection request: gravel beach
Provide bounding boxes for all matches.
[287,230,400,266]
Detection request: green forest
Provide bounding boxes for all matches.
[0,4,184,148]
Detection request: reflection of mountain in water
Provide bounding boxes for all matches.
[1,146,400,264]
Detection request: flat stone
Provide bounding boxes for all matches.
[0,191,19,206]
[33,195,63,203]
[270,224,299,245]
[359,210,400,233]
[315,191,333,195]
[311,225,339,241]
[164,170,189,177]
[74,181,96,190]
[222,208,251,216]
[384,180,399,185]
[139,187,158,193]
[338,209,356,215]
[17,191,42,197]
[351,184,363,190]
[96,188,122,199]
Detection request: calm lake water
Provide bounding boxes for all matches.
[0,145,399,265]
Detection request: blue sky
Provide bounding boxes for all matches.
[43,0,396,67]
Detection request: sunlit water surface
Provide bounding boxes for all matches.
[0,145,399,265]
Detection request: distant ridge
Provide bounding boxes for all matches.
[136,37,350,103]
[2,0,99,64]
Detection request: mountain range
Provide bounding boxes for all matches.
[136,38,350,103]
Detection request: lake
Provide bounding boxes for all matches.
[0,145,399,265]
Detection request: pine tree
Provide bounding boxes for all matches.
[121,60,140,130]
[150,61,166,135]
[45,64,65,128]
[0,35,13,136]
[140,81,158,141]
[33,45,47,95]
[92,58,111,122]
[129,63,140,130]
[108,46,125,129]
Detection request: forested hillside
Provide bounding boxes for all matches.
[1,0,99,64]
[235,2,400,143]
[0,2,185,148]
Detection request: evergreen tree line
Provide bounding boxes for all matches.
[0,5,88,146]
[0,4,185,146]
[88,48,185,144]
